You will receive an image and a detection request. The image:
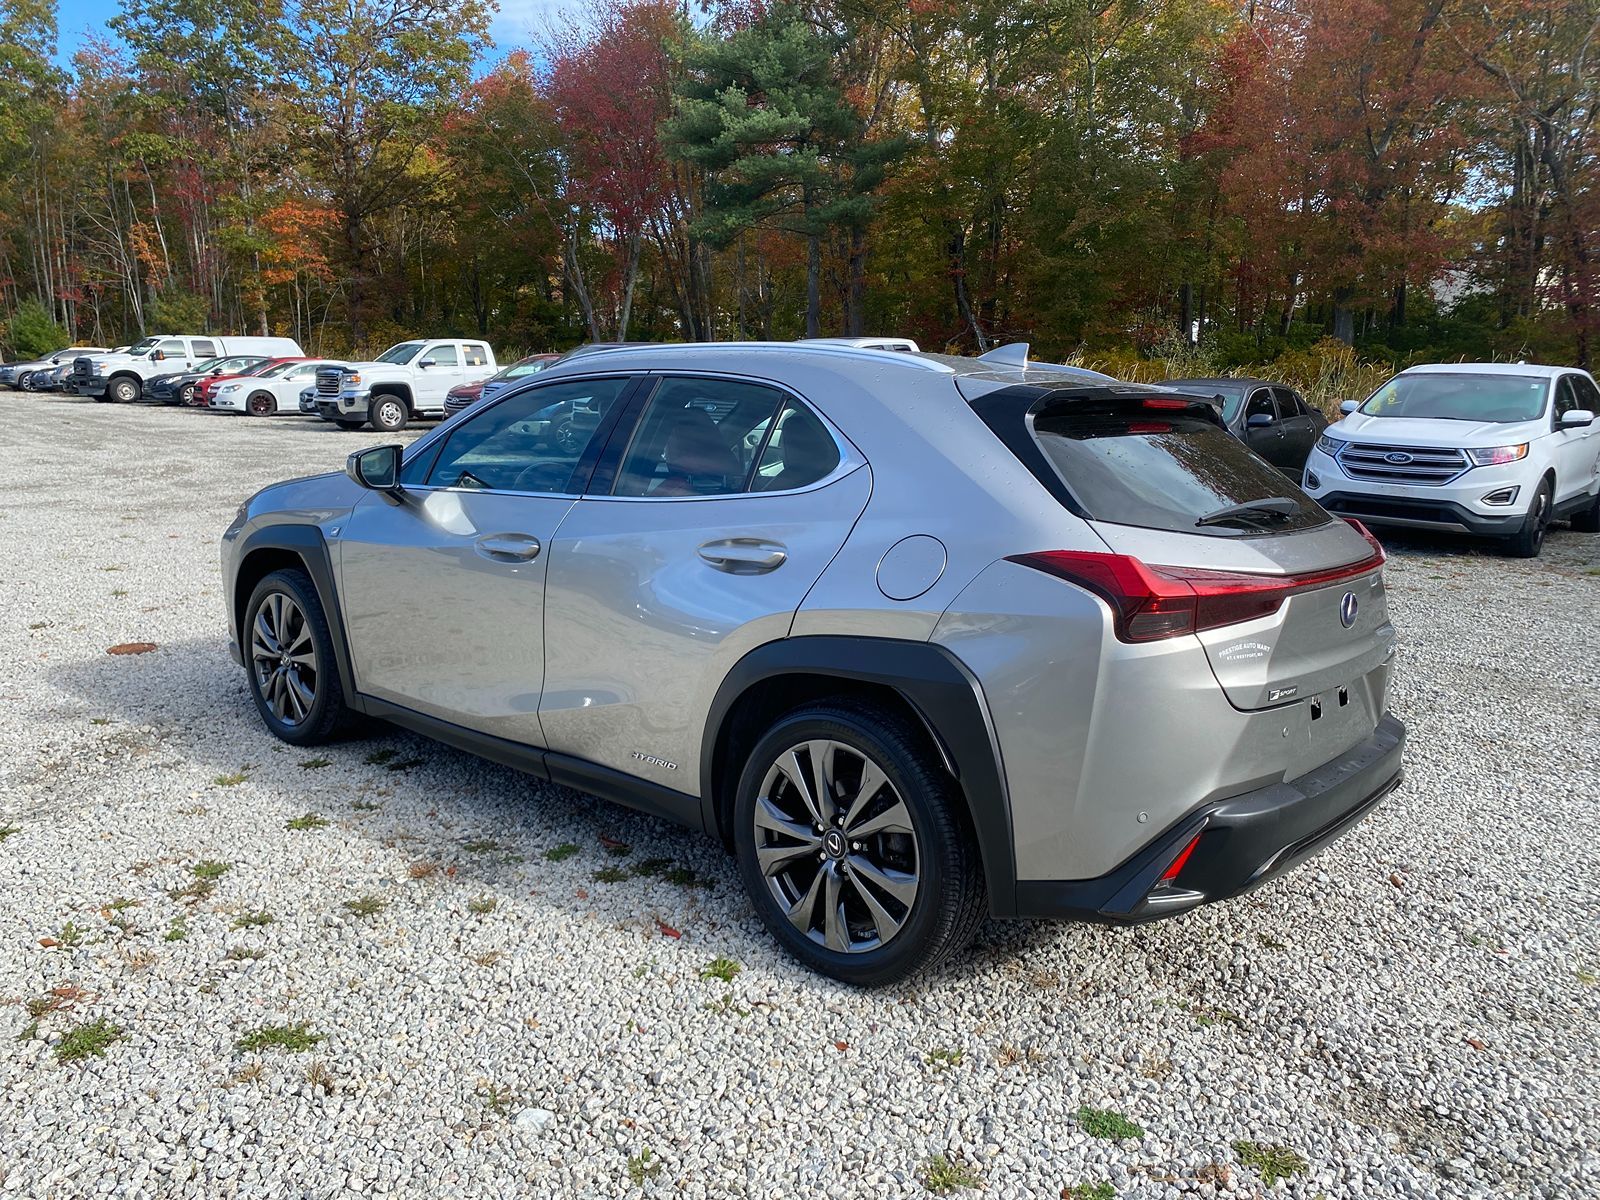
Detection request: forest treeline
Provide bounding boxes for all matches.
[0,0,1596,378]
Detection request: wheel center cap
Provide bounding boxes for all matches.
[822,829,847,859]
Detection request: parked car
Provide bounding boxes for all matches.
[209,359,347,415]
[298,385,318,415]
[1,347,109,389]
[223,341,1404,984]
[314,339,496,431]
[1162,377,1327,475]
[31,363,74,393]
[72,335,304,403]
[143,355,269,405]
[196,357,304,407]
[1303,362,1600,556]
[443,353,562,419]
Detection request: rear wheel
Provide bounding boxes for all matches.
[1504,479,1553,558]
[247,390,276,417]
[108,377,139,404]
[733,702,986,986]
[242,568,350,745]
[370,395,408,432]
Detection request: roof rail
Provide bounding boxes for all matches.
[976,343,1030,368]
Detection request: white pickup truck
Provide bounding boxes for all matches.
[71,334,304,403]
[313,339,496,431]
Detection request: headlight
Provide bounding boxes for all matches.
[344,373,361,387]
[1315,433,1345,456]
[1466,443,1529,466]
[219,383,241,392]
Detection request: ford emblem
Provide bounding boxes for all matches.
[1339,591,1359,628]
[1384,451,1413,464]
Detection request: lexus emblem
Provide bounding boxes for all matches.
[1339,591,1359,628]
[1384,451,1413,464]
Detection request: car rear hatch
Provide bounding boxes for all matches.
[964,384,1397,722]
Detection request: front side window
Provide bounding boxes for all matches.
[425,344,459,367]
[612,378,787,498]
[157,339,186,356]
[1245,389,1276,422]
[1360,373,1549,423]
[1553,377,1580,417]
[1571,374,1600,413]
[376,342,423,365]
[424,377,631,494]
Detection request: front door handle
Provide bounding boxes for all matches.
[697,538,787,575]
[475,533,541,562]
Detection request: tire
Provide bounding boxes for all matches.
[1569,487,1600,533]
[334,418,364,431]
[177,384,195,405]
[108,376,139,404]
[17,372,35,391]
[549,418,583,455]
[733,701,987,986]
[1504,479,1553,558]
[242,568,351,745]
[247,390,277,417]
[369,395,408,432]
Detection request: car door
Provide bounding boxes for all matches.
[416,342,467,411]
[1242,387,1289,468]
[1552,375,1600,504]
[538,374,872,795]
[334,375,638,744]
[1272,387,1317,472]
[277,362,322,411]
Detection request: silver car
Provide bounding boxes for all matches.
[222,342,1405,984]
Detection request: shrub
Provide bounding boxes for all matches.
[4,299,68,359]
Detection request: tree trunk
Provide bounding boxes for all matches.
[806,231,821,339]
[846,228,867,336]
[1331,289,1356,345]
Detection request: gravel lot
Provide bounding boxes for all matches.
[1,395,1597,1200]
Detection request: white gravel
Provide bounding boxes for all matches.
[1,397,1597,1200]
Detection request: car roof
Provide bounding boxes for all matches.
[1163,376,1278,389]
[1397,362,1572,379]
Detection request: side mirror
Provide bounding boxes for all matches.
[1560,408,1595,429]
[346,444,404,492]
[1340,399,1360,414]
[1246,412,1275,429]
[418,358,436,369]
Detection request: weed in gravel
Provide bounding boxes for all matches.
[176,805,208,817]
[352,800,383,812]
[467,896,497,914]
[55,920,89,947]
[364,749,397,764]
[602,838,632,857]
[100,898,140,916]
[386,757,425,772]
[1193,1004,1246,1029]
[110,589,128,598]
[1063,1184,1115,1200]
[28,621,50,630]
[236,1022,322,1053]
[631,857,671,877]
[1232,1141,1308,1185]
[925,1047,964,1070]
[1578,967,1597,986]
[702,991,749,1018]
[700,956,741,983]
[664,866,709,888]
[231,910,274,929]
[225,947,265,961]
[479,1083,515,1115]
[1076,1106,1143,1140]
[192,860,232,881]
[343,895,386,918]
[299,758,333,769]
[17,1020,39,1041]
[543,843,580,862]
[230,1062,266,1085]
[213,771,248,787]
[626,1149,663,1185]
[408,861,440,880]
[592,866,630,883]
[463,839,503,854]
[921,1154,981,1193]
[55,1018,124,1063]
[285,813,330,831]
[305,1060,337,1093]
[90,717,109,725]
[473,950,504,967]
[164,918,188,942]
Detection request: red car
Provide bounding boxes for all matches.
[442,353,561,419]
[192,357,311,406]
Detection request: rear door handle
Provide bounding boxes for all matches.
[697,538,787,574]
[475,533,541,562]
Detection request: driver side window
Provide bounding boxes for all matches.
[1554,377,1580,418]
[1245,390,1275,421]
[423,377,631,494]
[426,344,459,367]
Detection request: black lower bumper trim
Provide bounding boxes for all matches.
[1015,714,1406,922]
[1317,492,1521,537]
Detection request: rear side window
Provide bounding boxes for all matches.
[464,344,489,367]
[1029,406,1330,537]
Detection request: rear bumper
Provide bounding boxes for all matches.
[1014,714,1405,922]
[1316,491,1522,537]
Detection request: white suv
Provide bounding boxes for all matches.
[1303,363,1600,556]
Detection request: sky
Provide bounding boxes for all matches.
[52,0,592,68]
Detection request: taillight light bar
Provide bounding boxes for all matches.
[1008,520,1385,644]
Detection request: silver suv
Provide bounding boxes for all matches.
[222,343,1405,984]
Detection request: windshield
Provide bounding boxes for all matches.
[1360,372,1549,423]
[377,342,424,365]
[126,337,160,358]
[1168,380,1247,423]
[258,361,301,379]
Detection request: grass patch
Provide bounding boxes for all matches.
[299,757,333,770]
[408,861,440,880]
[925,1046,963,1069]
[164,918,188,942]
[285,813,330,831]
[479,1082,515,1115]
[385,757,425,772]
[213,771,248,787]
[90,717,110,725]
[192,860,232,881]
[236,1022,322,1054]
[342,895,386,918]
[1232,1141,1308,1185]
[592,866,630,883]
[55,1018,125,1063]
[1076,1106,1143,1140]
[169,880,213,903]
[543,843,579,862]
[1063,1185,1115,1200]
[55,920,89,947]
[363,749,397,765]
[462,839,503,854]
[625,1149,662,1185]
[467,896,497,915]
[231,910,274,930]
[632,856,671,877]
[921,1154,981,1194]
[664,866,708,888]
[699,956,741,983]
[0,825,20,842]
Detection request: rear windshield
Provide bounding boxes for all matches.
[1166,380,1247,423]
[1360,372,1548,422]
[1030,409,1330,537]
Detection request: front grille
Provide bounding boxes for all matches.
[316,367,343,396]
[443,393,475,416]
[73,358,93,378]
[1335,441,1468,486]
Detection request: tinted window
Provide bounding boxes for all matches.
[1360,373,1548,422]
[1273,387,1304,418]
[425,377,630,493]
[192,340,218,358]
[1571,374,1600,412]
[752,402,841,491]
[1245,389,1275,422]
[158,339,186,355]
[1031,409,1329,537]
[463,344,489,367]
[425,344,459,367]
[1554,377,1580,417]
[613,378,786,497]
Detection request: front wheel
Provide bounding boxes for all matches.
[369,396,409,432]
[242,568,351,745]
[733,702,986,986]
[1504,479,1553,558]
[247,390,277,417]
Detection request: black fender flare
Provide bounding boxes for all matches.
[699,636,1018,917]
[230,524,358,702]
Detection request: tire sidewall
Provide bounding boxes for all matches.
[248,391,276,416]
[243,569,341,745]
[732,707,959,986]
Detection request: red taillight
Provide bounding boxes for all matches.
[1009,542,1384,643]
[1159,833,1202,884]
